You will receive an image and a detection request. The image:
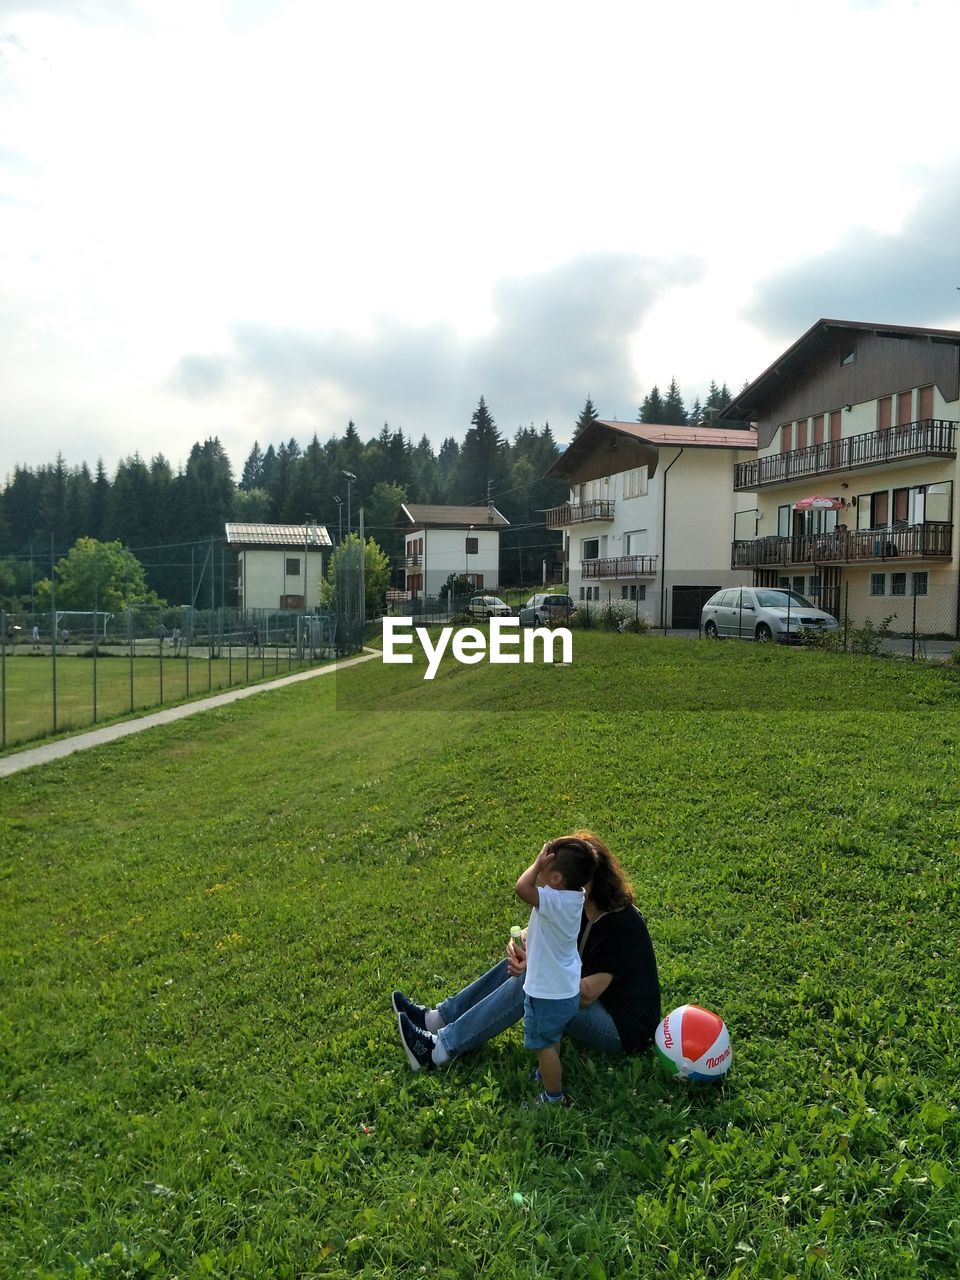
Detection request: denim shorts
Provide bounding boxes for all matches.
[523,993,581,1049]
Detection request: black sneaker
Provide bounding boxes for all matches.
[391,990,429,1032]
[397,1011,436,1071]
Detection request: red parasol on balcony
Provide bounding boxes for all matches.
[793,495,844,510]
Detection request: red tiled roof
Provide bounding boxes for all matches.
[595,420,758,449]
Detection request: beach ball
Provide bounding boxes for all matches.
[655,1004,732,1082]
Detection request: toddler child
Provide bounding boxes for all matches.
[515,837,597,1106]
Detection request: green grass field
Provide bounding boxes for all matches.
[2,635,959,1278]
[0,648,321,751]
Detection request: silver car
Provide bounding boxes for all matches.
[518,593,576,626]
[701,586,839,643]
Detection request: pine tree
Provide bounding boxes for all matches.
[662,378,687,426]
[240,442,265,491]
[260,444,277,496]
[704,381,723,413]
[702,380,733,425]
[437,438,460,502]
[109,455,154,550]
[456,397,507,505]
[639,386,665,423]
[90,459,110,541]
[340,421,363,477]
[412,434,440,502]
[687,396,703,425]
[573,396,599,438]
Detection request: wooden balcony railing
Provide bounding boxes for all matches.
[732,522,952,568]
[733,419,957,490]
[545,499,615,529]
[403,554,422,569]
[582,554,659,579]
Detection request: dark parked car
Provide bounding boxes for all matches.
[518,593,576,626]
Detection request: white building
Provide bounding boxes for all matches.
[545,421,758,627]
[226,522,332,611]
[725,318,960,631]
[398,503,510,600]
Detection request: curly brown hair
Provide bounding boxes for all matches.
[568,830,636,912]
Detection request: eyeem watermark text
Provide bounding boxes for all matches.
[382,617,572,681]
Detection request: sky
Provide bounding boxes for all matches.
[2,0,960,481]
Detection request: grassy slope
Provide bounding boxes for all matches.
[1,636,959,1279]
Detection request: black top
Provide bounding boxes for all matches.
[577,905,661,1053]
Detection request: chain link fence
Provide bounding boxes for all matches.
[0,604,356,751]
[831,579,959,661]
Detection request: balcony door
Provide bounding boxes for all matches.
[857,490,888,529]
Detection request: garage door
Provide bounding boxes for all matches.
[671,585,720,629]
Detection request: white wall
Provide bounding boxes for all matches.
[405,526,501,596]
[566,451,757,623]
[238,548,327,610]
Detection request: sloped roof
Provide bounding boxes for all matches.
[595,420,758,449]
[722,318,960,422]
[399,503,510,529]
[225,522,332,548]
[547,419,756,483]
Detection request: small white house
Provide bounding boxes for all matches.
[226,522,332,611]
[545,421,758,627]
[398,503,510,599]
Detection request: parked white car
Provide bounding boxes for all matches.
[467,594,512,618]
[701,587,839,643]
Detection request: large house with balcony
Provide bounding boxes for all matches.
[397,502,510,600]
[724,319,960,632]
[545,420,758,627]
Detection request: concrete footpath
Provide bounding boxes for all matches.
[0,648,380,779]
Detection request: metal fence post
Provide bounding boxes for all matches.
[50,538,58,734]
[1,608,6,748]
[911,588,918,662]
[843,582,849,650]
[92,555,98,725]
[128,607,135,713]
[159,608,164,704]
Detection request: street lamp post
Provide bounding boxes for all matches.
[333,495,343,544]
[341,471,356,538]
[339,472,358,652]
[465,524,475,594]
[304,512,317,618]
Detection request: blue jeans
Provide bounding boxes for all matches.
[435,960,623,1060]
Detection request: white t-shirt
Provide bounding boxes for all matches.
[522,885,584,1000]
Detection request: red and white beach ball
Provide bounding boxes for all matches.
[655,1004,732,1082]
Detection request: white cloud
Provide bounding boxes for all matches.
[1,0,959,477]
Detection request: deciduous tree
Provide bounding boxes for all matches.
[34,538,164,612]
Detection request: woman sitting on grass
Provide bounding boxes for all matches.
[394,831,661,1072]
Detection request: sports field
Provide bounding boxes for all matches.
[2,634,958,1278]
[0,648,322,751]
